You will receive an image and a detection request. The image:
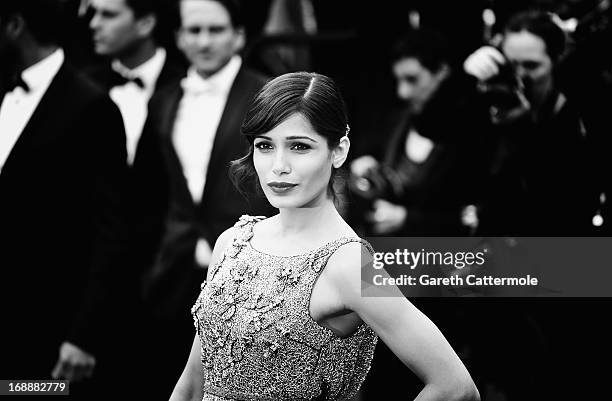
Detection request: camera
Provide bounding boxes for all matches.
[477,53,530,123]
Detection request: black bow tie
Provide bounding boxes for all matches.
[2,75,30,94]
[109,70,145,89]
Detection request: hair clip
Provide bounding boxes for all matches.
[345,124,351,137]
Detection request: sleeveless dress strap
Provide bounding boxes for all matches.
[209,215,266,280]
[310,237,375,273]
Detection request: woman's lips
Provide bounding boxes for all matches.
[268,182,298,193]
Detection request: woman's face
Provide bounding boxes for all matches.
[253,113,335,209]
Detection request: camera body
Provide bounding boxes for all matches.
[477,52,530,123]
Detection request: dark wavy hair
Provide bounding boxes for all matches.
[125,0,179,46]
[391,29,450,73]
[504,10,567,62]
[229,71,349,202]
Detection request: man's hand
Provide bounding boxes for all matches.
[51,341,96,382]
[463,46,506,81]
[366,199,407,235]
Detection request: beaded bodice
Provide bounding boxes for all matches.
[191,215,378,401]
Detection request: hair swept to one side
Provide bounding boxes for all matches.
[229,71,350,201]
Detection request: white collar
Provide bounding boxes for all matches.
[21,48,65,92]
[183,56,242,96]
[111,48,166,90]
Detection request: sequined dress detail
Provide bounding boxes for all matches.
[191,215,378,400]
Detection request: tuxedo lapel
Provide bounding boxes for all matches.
[2,63,73,170]
[199,68,252,203]
[89,64,115,91]
[154,60,186,94]
[128,59,186,170]
[157,85,183,141]
[156,85,197,206]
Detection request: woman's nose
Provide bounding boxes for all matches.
[271,151,291,175]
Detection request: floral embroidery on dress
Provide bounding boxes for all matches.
[277,263,303,286]
[191,215,378,401]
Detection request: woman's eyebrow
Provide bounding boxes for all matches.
[285,136,318,143]
[254,135,318,143]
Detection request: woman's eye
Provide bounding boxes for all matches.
[290,142,311,151]
[254,142,273,151]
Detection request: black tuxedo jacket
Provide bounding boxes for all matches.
[139,66,274,319]
[85,57,187,275]
[0,62,128,378]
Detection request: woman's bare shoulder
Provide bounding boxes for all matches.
[216,226,238,248]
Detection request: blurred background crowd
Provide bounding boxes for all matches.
[1,0,612,400]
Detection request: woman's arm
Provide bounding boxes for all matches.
[326,243,480,401]
[169,334,204,401]
[169,227,236,401]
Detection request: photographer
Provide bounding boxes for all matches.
[463,10,612,400]
[464,10,600,236]
[349,29,491,236]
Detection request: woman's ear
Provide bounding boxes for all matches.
[332,136,350,168]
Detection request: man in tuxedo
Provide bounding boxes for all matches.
[139,0,273,395]
[86,0,187,310]
[86,0,186,166]
[0,0,128,396]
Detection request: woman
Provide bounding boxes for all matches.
[169,72,479,401]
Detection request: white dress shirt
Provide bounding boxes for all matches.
[172,55,242,204]
[0,49,65,173]
[109,48,166,165]
[405,127,434,163]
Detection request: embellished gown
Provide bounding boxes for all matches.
[191,215,378,400]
